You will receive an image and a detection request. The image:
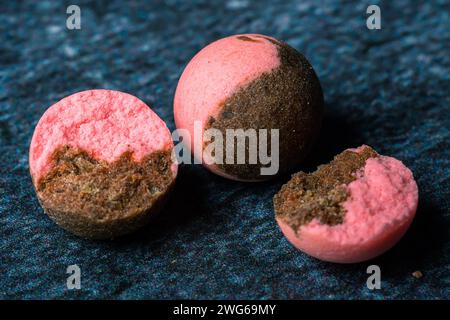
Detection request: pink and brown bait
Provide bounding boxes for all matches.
[29,90,177,239]
[174,34,323,181]
[274,145,418,263]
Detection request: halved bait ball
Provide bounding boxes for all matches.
[274,145,418,263]
[29,90,177,239]
[174,34,323,181]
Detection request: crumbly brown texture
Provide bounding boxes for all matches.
[204,35,324,180]
[273,147,378,232]
[34,145,175,239]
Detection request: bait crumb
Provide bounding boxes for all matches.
[274,146,378,232]
[412,271,423,279]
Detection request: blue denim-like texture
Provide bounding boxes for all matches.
[0,0,449,299]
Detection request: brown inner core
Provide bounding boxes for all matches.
[273,147,378,232]
[36,146,174,221]
[204,35,323,180]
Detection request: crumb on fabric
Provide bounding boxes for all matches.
[412,271,423,279]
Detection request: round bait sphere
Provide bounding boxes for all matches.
[174,34,324,181]
[274,145,418,263]
[29,90,177,239]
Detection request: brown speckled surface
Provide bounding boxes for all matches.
[205,38,324,180]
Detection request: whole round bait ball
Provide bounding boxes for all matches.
[274,145,418,263]
[29,90,177,239]
[174,34,324,181]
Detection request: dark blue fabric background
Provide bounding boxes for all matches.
[0,0,449,299]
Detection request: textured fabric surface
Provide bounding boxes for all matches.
[0,0,449,299]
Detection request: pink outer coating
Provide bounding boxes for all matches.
[174,34,280,179]
[30,89,176,183]
[277,150,419,263]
